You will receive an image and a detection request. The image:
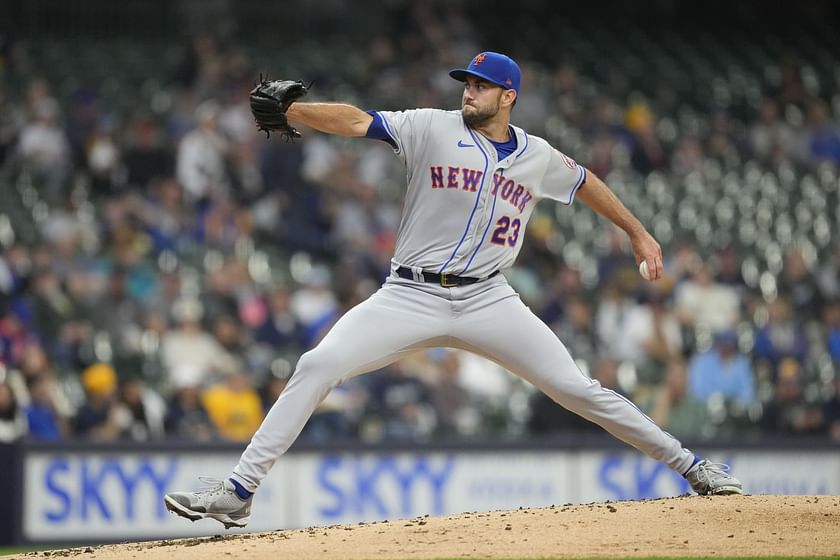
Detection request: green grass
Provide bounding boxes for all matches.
[0,548,38,556]
[0,545,75,557]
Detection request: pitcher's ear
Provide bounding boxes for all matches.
[504,89,518,108]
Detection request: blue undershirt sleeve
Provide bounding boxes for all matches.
[364,111,398,149]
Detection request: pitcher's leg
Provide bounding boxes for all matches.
[233,283,447,490]
[453,291,694,474]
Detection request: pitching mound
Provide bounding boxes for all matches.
[12,495,840,559]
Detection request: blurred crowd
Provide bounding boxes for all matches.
[1,1,839,446]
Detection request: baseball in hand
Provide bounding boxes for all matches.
[639,260,651,280]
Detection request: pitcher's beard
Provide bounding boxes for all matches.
[461,105,497,128]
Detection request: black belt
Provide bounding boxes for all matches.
[395,266,499,287]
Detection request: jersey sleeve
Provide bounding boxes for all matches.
[539,145,587,205]
[365,111,397,150]
[365,108,436,165]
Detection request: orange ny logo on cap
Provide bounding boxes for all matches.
[472,53,487,65]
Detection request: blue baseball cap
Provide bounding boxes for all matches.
[449,52,521,94]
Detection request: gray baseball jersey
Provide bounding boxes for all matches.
[379,108,585,278]
[231,108,696,493]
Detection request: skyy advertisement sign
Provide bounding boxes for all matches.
[21,448,840,543]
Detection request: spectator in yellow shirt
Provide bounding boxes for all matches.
[202,372,264,441]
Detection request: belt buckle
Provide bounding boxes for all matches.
[440,272,457,288]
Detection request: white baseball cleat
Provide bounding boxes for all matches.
[164,477,252,529]
[685,459,743,496]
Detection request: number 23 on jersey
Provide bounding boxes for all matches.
[491,216,521,247]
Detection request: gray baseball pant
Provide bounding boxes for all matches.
[232,273,694,491]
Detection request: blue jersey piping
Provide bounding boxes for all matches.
[564,166,587,205]
[438,126,490,275]
[377,111,401,154]
[460,130,529,275]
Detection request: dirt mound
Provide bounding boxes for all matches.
[12,495,840,559]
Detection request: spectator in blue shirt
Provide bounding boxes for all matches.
[24,375,64,440]
[754,297,808,376]
[688,331,756,406]
[823,300,840,363]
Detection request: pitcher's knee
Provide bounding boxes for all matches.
[292,348,347,386]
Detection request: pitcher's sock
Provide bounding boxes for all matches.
[229,477,253,500]
[683,455,702,477]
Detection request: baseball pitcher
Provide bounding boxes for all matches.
[165,52,742,529]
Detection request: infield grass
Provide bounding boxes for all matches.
[0,548,40,556]
[0,546,76,557]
